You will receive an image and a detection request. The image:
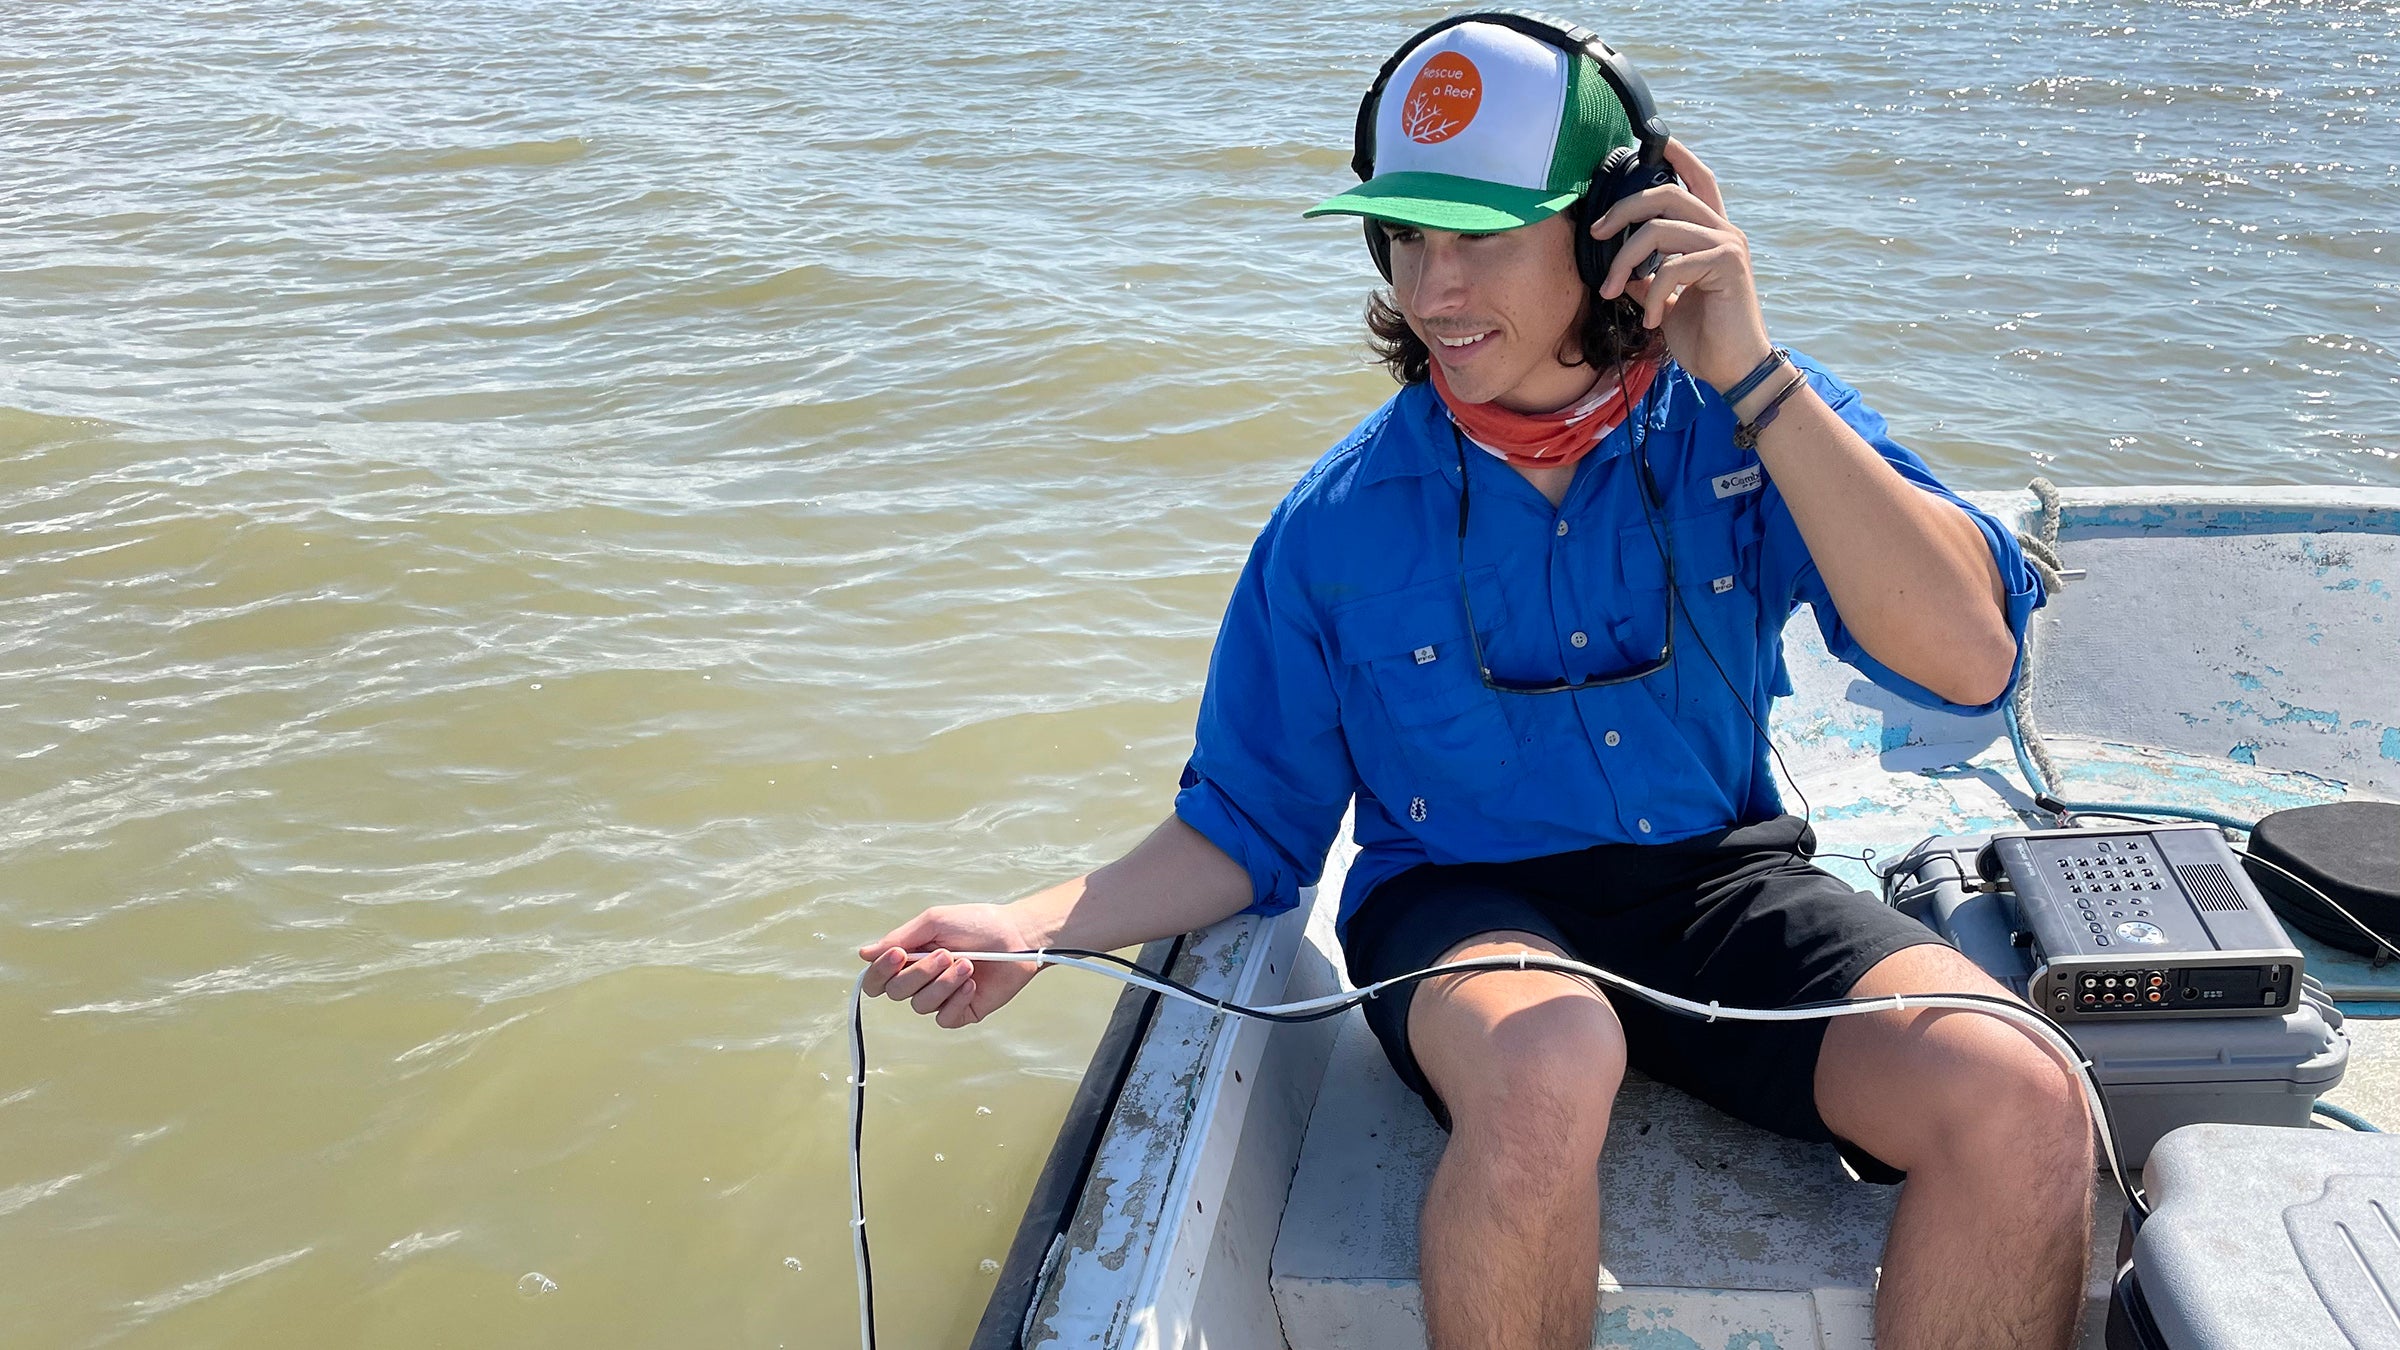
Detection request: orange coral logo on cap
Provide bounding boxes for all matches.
[1400,52,1482,145]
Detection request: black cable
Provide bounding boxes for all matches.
[1878,843,1975,908]
[2061,809,2176,828]
[1621,365,1816,829]
[848,973,878,1350]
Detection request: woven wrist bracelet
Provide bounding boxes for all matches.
[1720,347,1792,408]
[1732,371,1810,451]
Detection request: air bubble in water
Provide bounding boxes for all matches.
[518,1272,557,1297]
[979,1258,1000,1273]
[975,1106,992,1116]
[784,1257,804,1273]
[932,1153,945,1163]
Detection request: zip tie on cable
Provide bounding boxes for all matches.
[1705,1000,1720,1023]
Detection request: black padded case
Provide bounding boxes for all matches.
[2244,802,2400,961]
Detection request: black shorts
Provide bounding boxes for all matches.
[1343,814,1947,1183]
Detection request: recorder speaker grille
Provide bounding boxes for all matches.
[2179,863,2244,913]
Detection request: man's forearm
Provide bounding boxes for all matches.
[1741,380,2017,705]
[1014,813,1258,953]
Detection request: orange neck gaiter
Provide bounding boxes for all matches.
[1430,358,1660,469]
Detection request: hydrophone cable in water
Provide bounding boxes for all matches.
[846,947,2143,1350]
[847,960,875,1350]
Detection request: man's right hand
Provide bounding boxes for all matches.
[855,813,1258,1032]
[857,904,1052,1029]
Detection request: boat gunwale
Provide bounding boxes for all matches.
[973,936,1185,1350]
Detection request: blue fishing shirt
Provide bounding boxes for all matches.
[1172,352,2044,938]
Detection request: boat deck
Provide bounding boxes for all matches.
[1005,487,2400,1350]
[1270,740,2391,1350]
[1265,491,2400,1348]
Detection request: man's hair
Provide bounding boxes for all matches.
[1363,286,1661,386]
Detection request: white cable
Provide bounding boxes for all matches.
[2238,846,2400,965]
[847,946,2134,1348]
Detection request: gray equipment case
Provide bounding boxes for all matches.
[2115,1123,2400,1349]
[1889,835,2348,1165]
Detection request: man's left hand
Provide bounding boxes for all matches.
[1590,138,1776,397]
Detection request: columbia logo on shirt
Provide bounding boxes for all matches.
[1713,465,1763,499]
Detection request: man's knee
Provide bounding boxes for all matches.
[1829,944,2095,1181]
[1409,935,1627,1160]
[1917,1020,2095,1181]
[1834,1021,2095,1188]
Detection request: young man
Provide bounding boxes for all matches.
[862,15,2094,1350]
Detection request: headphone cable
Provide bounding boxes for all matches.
[1618,357,1815,828]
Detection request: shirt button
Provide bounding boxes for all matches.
[1569,631,1588,648]
[1555,520,1570,537]
[1637,818,1652,834]
[1604,730,1620,747]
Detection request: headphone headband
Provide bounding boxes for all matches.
[1348,8,1669,185]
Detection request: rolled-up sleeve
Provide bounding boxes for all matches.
[1173,507,1357,916]
[1761,361,2045,715]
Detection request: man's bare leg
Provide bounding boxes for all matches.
[1816,943,2097,1350]
[1409,932,1626,1350]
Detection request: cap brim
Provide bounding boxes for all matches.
[1302,172,1583,232]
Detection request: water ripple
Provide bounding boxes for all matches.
[1,0,2394,1344]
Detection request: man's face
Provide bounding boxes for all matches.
[1384,211,1593,414]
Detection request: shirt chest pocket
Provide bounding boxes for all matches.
[1614,504,1759,654]
[1330,569,1525,794]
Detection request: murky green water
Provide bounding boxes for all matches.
[1,0,2392,1345]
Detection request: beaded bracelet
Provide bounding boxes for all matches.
[1732,371,1809,451]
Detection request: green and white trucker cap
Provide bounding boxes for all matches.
[1306,18,1634,233]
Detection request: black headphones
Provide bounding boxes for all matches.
[1349,8,1677,290]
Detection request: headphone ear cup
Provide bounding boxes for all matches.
[1576,146,1639,289]
[1364,219,1393,282]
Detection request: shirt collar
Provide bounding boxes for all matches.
[1353,363,1700,490]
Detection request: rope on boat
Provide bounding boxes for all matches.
[2014,475,2071,595]
[2010,477,2070,807]
[2002,481,2258,832]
